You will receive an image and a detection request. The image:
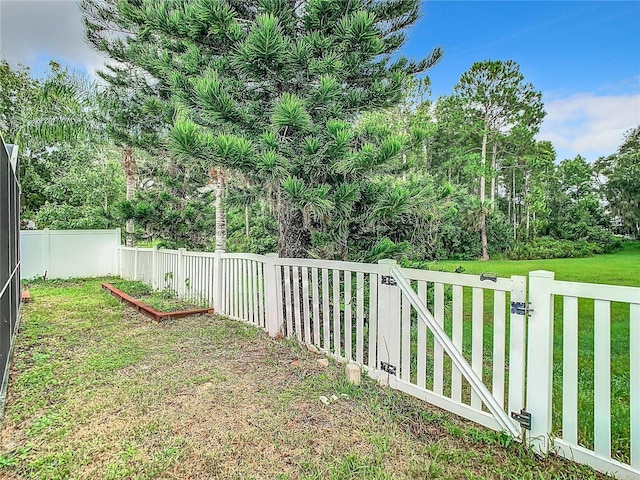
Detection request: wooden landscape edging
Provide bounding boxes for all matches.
[101,282,214,322]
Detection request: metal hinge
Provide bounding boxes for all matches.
[510,301,533,316]
[380,361,397,375]
[381,275,397,286]
[510,409,531,430]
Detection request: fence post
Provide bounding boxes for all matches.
[508,275,527,427]
[151,246,158,290]
[213,250,223,313]
[264,253,281,337]
[375,259,401,388]
[133,246,139,281]
[526,270,555,454]
[177,247,186,297]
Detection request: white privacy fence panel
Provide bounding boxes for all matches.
[21,229,120,279]
[539,276,640,480]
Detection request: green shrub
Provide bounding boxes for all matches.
[508,237,604,260]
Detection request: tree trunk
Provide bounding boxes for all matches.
[245,204,250,239]
[423,141,429,170]
[402,150,407,181]
[278,197,311,258]
[122,146,136,247]
[480,132,489,260]
[480,210,489,260]
[512,168,517,240]
[212,170,227,252]
[490,141,497,210]
[532,211,536,239]
[524,171,530,241]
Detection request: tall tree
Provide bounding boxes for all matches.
[82,0,443,258]
[452,60,544,259]
[94,64,170,246]
[595,126,640,238]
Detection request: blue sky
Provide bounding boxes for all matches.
[1,0,639,161]
[401,1,640,161]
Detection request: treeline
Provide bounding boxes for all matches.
[1,1,637,262]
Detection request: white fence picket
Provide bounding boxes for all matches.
[471,288,483,410]
[632,303,640,471]
[401,291,411,382]
[417,281,427,390]
[312,268,321,348]
[594,299,611,459]
[344,270,352,361]
[356,272,364,365]
[332,269,341,358]
[301,266,310,343]
[433,282,445,397]
[492,290,506,408]
[368,273,378,370]
[322,269,330,351]
[562,296,579,446]
[284,266,293,337]
[451,285,463,403]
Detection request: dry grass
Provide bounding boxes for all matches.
[0,278,610,479]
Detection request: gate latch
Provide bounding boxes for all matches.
[510,301,533,316]
[510,409,531,430]
[381,275,397,286]
[380,361,397,375]
[480,272,497,283]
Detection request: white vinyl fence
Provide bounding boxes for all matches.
[119,246,640,480]
[21,229,121,279]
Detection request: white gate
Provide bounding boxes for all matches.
[389,265,522,436]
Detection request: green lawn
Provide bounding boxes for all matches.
[424,242,640,464]
[0,278,609,479]
[432,241,640,286]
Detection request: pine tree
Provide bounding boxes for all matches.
[451,60,544,259]
[82,0,442,258]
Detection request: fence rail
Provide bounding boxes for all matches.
[119,246,640,479]
[0,138,21,415]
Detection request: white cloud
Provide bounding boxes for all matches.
[538,91,640,161]
[0,0,109,78]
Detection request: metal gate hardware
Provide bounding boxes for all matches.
[380,361,397,375]
[510,409,532,430]
[510,301,533,316]
[381,275,397,286]
[480,272,497,283]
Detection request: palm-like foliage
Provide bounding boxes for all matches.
[82,0,443,258]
